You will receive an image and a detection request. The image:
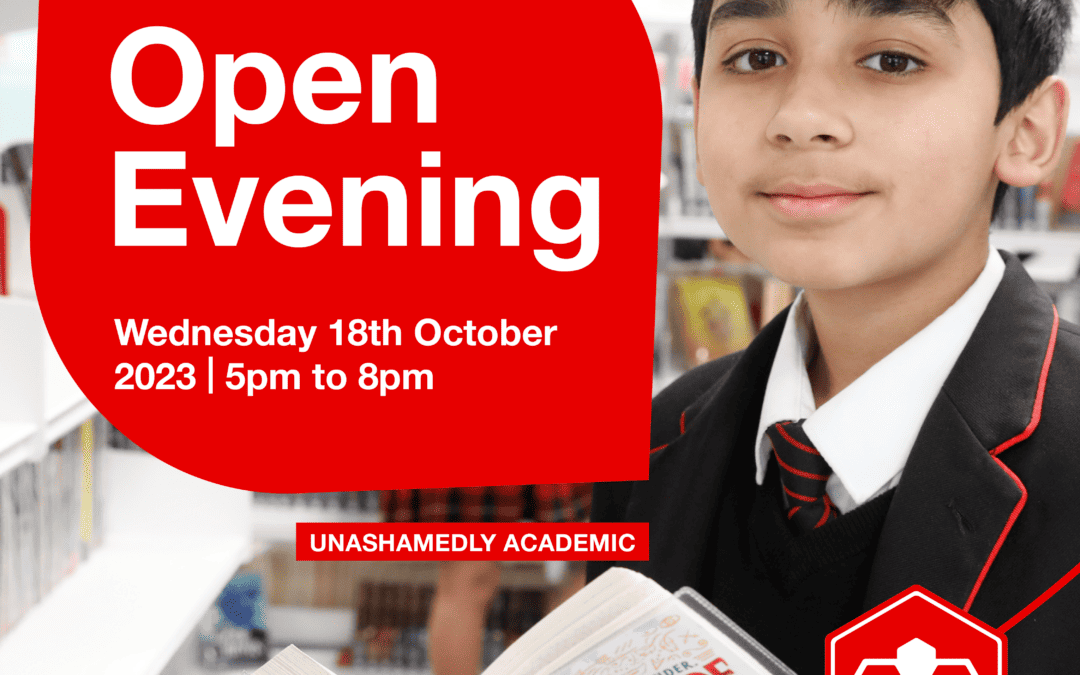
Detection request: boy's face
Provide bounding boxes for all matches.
[695,0,1005,291]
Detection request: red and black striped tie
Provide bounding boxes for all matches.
[765,420,838,533]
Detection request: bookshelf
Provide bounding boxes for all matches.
[0,297,254,674]
[0,449,253,675]
[0,539,250,675]
[655,219,1080,285]
[652,220,1080,399]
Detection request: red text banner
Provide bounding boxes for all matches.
[295,523,650,561]
[32,0,660,490]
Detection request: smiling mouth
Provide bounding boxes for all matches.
[760,186,874,219]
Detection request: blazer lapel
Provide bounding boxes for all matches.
[866,251,1058,614]
[622,308,788,593]
[863,392,1025,609]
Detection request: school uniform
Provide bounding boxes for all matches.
[587,250,1080,674]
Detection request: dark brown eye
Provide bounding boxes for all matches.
[750,51,780,69]
[730,50,787,72]
[880,54,910,72]
[862,52,921,74]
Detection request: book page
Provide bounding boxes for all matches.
[251,644,336,675]
[491,567,654,675]
[544,596,779,675]
[513,584,672,675]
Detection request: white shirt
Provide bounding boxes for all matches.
[754,249,1006,513]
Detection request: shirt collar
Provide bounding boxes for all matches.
[754,248,1006,505]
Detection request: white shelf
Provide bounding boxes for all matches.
[44,398,97,445]
[659,215,725,239]
[0,449,255,675]
[0,538,250,675]
[254,502,379,543]
[990,229,1080,284]
[0,296,43,472]
[0,421,36,477]
[989,229,1080,248]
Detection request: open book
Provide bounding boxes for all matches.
[482,567,796,675]
[254,568,796,675]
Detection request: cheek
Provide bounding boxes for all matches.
[880,105,962,177]
[698,115,743,183]
[697,92,766,172]
[696,107,763,232]
[870,96,995,223]
[697,125,761,246]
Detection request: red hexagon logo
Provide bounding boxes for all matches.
[826,586,1006,675]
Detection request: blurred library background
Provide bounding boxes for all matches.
[6,0,1080,673]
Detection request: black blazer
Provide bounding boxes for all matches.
[588,251,1080,674]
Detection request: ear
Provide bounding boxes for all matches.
[692,78,704,184]
[995,76,1070,188]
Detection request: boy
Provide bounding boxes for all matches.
[588,0,1079,672]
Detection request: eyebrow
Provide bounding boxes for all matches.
[709,0,959,39]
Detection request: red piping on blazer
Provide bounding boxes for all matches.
[650,410,690,455]
[963,305,1059,613]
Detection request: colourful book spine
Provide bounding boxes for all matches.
[0,204,6,295]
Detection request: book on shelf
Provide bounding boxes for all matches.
[668,275,755,370]
[0,201,5,295]
[992,183,1055,231]
[197,571,271,668]
[0,144,31,217]
[1,455,50,633]
[0,142,33,297]
[0,418,104,638]
[1035,179,1054,232]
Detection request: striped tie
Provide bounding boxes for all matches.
[765,420,838,533]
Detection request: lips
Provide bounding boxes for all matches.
[761,183,872,219]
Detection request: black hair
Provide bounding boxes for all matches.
[691,0,1073,218]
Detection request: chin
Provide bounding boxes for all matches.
[755,241,884,292]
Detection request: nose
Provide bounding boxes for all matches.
[765,69,854,149]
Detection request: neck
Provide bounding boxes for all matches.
[804,237,990,407]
